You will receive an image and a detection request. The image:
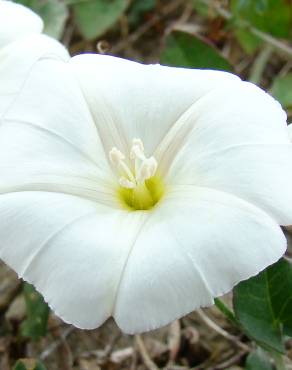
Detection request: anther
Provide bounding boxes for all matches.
[146,157,157,178]
[119,177,135,189]
[132,138,144,152]
[109,147,125,166]
[136,157,158,183]
[109,138,157,190]
[110,139,163,209]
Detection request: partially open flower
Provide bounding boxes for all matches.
[0,0,42,48]
[0,0,68,117]
[0,2,292,335]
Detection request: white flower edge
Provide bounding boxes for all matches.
[0,188,286,334]
[288,123,292,140]
[0,0,43,49]
[0,1,69,117]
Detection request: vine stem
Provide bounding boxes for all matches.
[249,45,273,84]
[214,298,239,326]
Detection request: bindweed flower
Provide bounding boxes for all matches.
[1,2,292,335]
[288,124,292,140]
[0,1,68,117]
[0,0,42,48]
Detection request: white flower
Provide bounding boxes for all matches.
[0,0,42,49]
[0,1,68,118]
[288,124,292,140]
[0,2,292,335]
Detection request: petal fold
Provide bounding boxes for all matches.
[0,191,146,329]
[0,53,115,205]
[166,82,292,224]
[70,54,239,155]
[114,187,285,334]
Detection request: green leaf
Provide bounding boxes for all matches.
[234,29,262,54]
[14,0,68,39]
[245,348,273,370]
[13,359,47,370]
[160,31,232,71]
[21,283,50,342]
[270,73,292,109]
[191,1,213,18]
[231,0,292,39]
[73,0,129,40]
[233,258,292,353]
[128,0,156,26]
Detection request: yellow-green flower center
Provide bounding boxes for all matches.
[109,139,164,210]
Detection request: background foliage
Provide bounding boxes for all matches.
[1,0,292,369]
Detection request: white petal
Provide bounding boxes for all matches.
[288,123,292,140]
[193,144,292,226]
[114,187,285,334]
[4,56,104,163]
[69,54,239,155]
[0,0,43,48]
[0,191,146,329]
[0,34,69,116]
[0,57,115,206]
[166,82,292,224]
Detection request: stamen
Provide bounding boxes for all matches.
[109,147,136,183]
[109,139,163,210]
[119,177,135,189]
[109,138,157,189]
[109,147,125,166]
[146,157,157,178]
[130,144,145,161]
[136,157,158,183]
[132,138,144,152]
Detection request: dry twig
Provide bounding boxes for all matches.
[167,320,181,365]
[40,325,74,362]
[211,349,247,369]
[135,334,159,370]
[197,309,250,352]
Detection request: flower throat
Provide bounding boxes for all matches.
[109,139,164,210]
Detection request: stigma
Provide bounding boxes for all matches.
[109,139,163,210]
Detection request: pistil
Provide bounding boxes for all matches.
[109,139,162,210]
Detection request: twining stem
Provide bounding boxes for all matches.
[249,45,273,84]
[214,298,239,326]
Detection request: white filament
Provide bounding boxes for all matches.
[109,139,157,189]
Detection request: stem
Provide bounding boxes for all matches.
[214,298,239,326]
[250,28,292,59]
[272,352,287,370]
[249,45,273,84]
